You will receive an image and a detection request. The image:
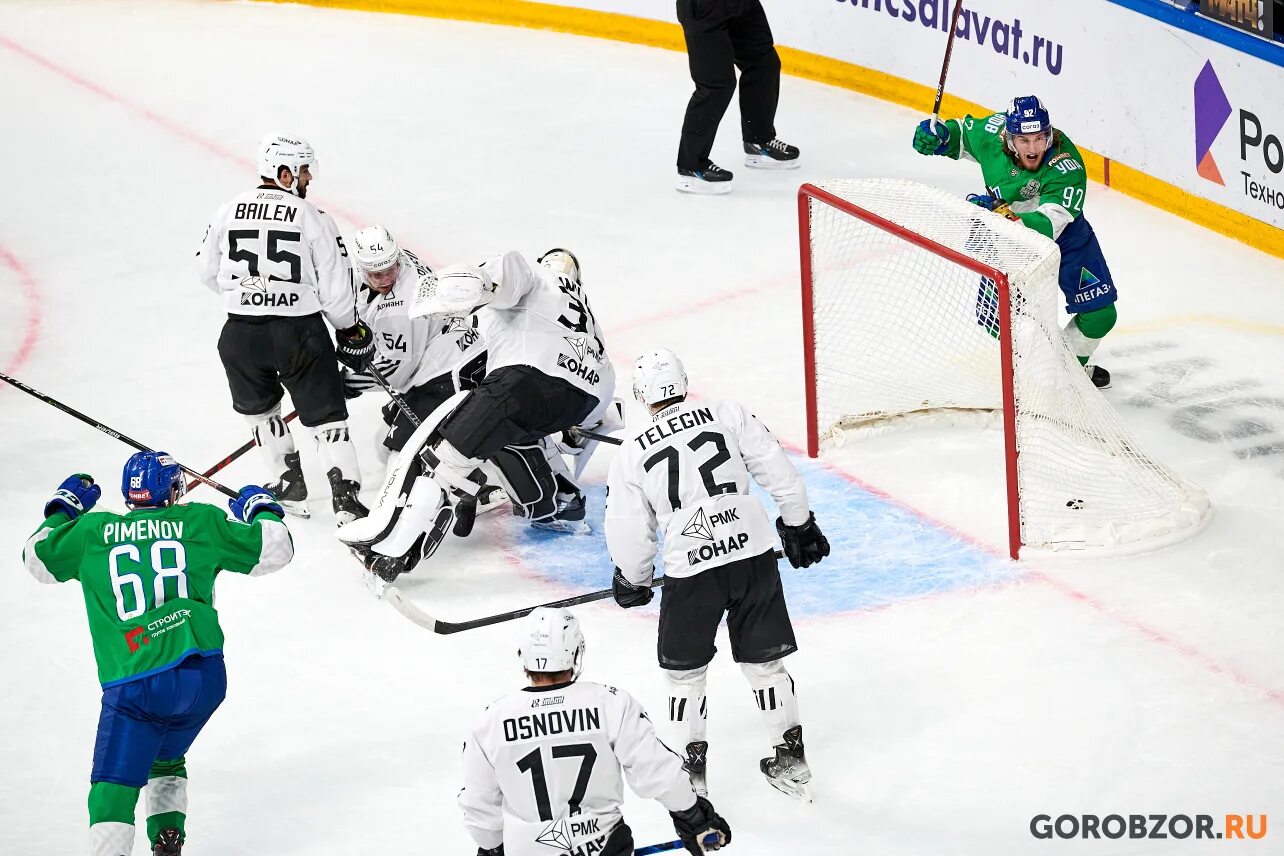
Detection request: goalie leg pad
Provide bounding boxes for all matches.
[490,444,558,521]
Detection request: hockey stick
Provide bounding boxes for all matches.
[365,363,421,427]
[0,371,238,499]
[188,409,299,489]
[568,425,622,446]
[388,550,787,634]
[635,834,721,856]
[931,0,966,131]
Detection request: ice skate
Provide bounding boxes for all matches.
[676,161,733,195]
[266,451,310,519]
[743,138,800,170]
[328,467,369,526]
[1086,364,1111,389]
[152,827,183,855]
[684,740,709,798]
[760,726,812,802]
[531,490,589,535]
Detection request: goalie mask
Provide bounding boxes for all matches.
[633,346,688,406]
[518,607,586,678]
[258,132,318,196]
[410,265,496,318]
[354,225,401,290]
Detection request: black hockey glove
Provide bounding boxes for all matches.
[612,568,654,609]
[335,321,376,371]
[670,796,731,855]
[340,368,377,400]
[476,846,504,856]
[776,512,830,569]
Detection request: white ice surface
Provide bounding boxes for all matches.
[0,2,1282,854]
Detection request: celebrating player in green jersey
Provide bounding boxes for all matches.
[913,95,1118,389]
[21,452,293,856]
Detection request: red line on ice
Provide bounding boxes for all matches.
[0,244,43,377]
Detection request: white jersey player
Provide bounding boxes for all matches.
[336,249,621,583]
[459,607,731,856]
[345,225,488,459]
[605,348,830,802]
[196,132,375,523]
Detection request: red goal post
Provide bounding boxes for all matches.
[798,179,1209,559]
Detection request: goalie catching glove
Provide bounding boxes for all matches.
[775,512,830,569]
[612,567,654,608]
[335,320,376,371]
[670,795,731,855]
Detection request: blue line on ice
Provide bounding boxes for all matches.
[501,455,1022,618]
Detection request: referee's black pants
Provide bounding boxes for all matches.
[676,0,781,171]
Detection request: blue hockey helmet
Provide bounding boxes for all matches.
[122,451,185,507]
[1005,96,1052,139]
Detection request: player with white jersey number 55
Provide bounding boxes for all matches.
[605,348,829,802]
[196,133,375,523]
[459,607,731,856]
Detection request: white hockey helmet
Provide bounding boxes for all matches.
[538,247,581,284]
[258,132,318,195]
[353,225,401,274]
[633,347,688,406]
[410,264,496,318]
[519,607,586,678]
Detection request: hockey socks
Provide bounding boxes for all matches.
[245,403,298,482]
[313,420,361,485]
[88,781,139,856]
[666,666,710,746]
[741,660,801,747]
[1065,304,1117,366]
[146,757,188,847]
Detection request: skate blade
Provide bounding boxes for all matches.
[530,519,591,535]
[476,488,510,516]
[676,176,733,195]
[364,569,391,599]
[765,775,813,803]
[743,154,801,170]
[281,499,311,519]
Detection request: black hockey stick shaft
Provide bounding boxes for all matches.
[0,371,239,499]
[568,425,622,446]
[404,549,787,634]
[931,0,966,128]
[366,363,421,427]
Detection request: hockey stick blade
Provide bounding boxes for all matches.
[634,832,724,855]
[568,425,621,446]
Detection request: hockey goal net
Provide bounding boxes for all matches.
[799,179,1209,558]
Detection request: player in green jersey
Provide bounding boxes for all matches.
[913,95,1117,389]
[21,452,293,856]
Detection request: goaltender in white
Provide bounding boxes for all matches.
[604,348,830,802]
[459,607,731,856]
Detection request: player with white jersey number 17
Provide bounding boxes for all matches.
[459,607,732,856]
[605,348,829,803]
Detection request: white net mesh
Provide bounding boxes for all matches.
[805,178,1209,554]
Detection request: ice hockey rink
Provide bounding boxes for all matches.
[1,1,1282,853]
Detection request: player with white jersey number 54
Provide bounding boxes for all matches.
[196,132,375,524]
[605,348,830,802]
[459,607,732,856]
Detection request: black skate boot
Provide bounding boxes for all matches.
[1087,364,1111,389]
[684,740,709,798]
[760,725,812,802]
[152,827,183,855]
[744,138,801,170]
[531,486,588,535]
[676,161,734,195]
[327,467,369,526]
[266,451,309,519]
